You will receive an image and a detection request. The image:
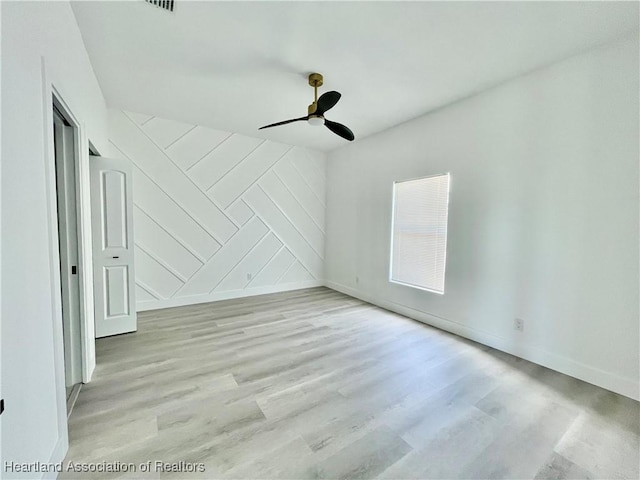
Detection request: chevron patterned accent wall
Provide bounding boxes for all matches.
[108,110,326,311]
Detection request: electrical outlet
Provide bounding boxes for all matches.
[246,273,252,281]
[514,318,524,332]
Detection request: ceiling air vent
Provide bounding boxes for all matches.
[145,0,174,12]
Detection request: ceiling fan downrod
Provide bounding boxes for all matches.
[308,73,324,115]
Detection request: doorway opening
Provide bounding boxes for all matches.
[52,102,83,413]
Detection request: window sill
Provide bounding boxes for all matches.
[389,279,444,295]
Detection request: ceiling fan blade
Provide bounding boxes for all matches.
[325,119,354,141]
[259,116,308,130]
[315,91,341,116]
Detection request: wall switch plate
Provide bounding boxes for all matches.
[514,318,524,331]
[246,273,252,281]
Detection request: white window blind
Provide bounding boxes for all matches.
[390,173,450,294]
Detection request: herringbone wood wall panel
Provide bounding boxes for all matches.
[108,110,326,310]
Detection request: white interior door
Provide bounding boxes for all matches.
[90,155,137,338]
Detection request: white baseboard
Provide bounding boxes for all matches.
[136,280,324,312]
[325,281,640,401]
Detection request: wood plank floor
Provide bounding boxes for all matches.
[62,287,639,479]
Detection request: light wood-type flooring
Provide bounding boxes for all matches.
[63,287,639,479]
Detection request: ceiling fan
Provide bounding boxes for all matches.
[259,73,355,141]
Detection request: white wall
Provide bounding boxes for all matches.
[1,1,108,475]
[325,35,639,400]
[108,110,326,311]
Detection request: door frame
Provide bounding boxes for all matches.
[42,62,97,428]
[49,93,97,384]
[53,107,84,391]
[50,89,96,385]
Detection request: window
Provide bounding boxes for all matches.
[390,173,450,294]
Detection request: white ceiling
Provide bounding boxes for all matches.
[71,1,639,152]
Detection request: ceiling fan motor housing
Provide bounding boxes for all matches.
[308,104,321,115]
